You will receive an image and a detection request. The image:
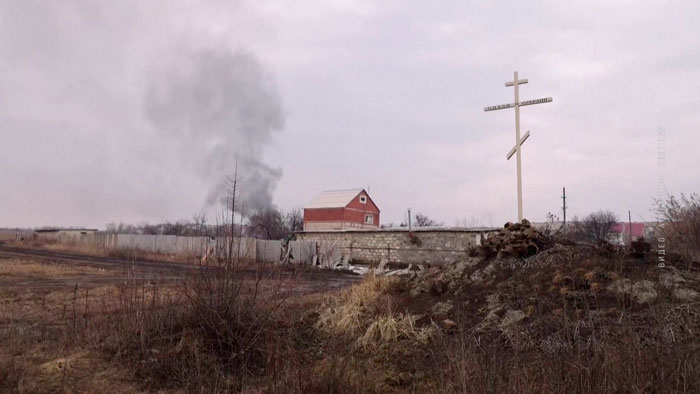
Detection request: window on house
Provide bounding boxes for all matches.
[364,214,374,224]
[359,195,367,204]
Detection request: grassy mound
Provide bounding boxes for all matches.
[313,242,700,393]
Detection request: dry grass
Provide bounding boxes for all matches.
[0,252,352,393]
[358,313,434,347]
[43,241,196,263]
[11,238,200,264]
[0,254,185,393]
[317,275,402,336]
[3,242,700,393]
[433,315,700,394]
[76,254,310,393]
[0,280,143,393]
[0,258,110,278]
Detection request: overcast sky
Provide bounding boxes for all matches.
[1,1,699,229]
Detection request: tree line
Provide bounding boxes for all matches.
[105,208,303,240]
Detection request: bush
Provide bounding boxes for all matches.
[656,193,700,263]
[573,210,618,244]
[87,259,285,392]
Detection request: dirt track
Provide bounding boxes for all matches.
[0,243,361,291]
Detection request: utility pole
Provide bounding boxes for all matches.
[561,187,567,233]
[407,208,412,233]
[628,210,633,246]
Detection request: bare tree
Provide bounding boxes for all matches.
[192,212,208,236]
[414,213,443,227]
[105,218,212,236]
[284,209,304,234]
[247,208,304,240]
[226,170,239,264]
[541,212,562,238]
[575,210,618,243]
[246,209,287,240]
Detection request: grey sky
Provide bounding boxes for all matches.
[1,1,699,228]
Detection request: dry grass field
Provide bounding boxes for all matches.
[0,250,354,393]
[11,238,199,265]
[2,239,699,393]
[0,258,110,278]
[0,257,144,393]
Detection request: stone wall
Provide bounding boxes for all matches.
[296,228,497,265]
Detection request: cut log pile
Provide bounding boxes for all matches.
[481,219,550,258]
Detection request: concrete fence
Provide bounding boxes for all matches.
[4,227,498,266]
[20,231,316,264]
[0,230,33,242]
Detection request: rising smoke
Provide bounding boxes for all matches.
[145,49,284,215]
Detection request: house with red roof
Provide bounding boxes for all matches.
[610,222,648,245]
[303,189,380,231]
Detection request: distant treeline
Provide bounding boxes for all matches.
[105,208,303,241]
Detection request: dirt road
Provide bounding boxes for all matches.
[0,243,361,292]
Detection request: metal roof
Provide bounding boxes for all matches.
[305,189,364,209]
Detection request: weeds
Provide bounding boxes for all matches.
[359,313,434,348]
[77,256,293,392]
[317,275,402,336]
[3,229,700,393]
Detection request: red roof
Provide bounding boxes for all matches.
[612,223,645,238]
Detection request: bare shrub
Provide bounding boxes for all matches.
[0,327,30,391]
[83,255,291,392]
[574,210,618,243]
[656,193,700,263]
[414,213,443,227]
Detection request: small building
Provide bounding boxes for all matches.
[303,189,380,231]
[610,222,651,245]
[33,228,99,243]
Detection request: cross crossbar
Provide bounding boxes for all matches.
[519,97,552,107]
[507,130,530,160]
[484,103,515,112]
[505,78,527,87]
[484,97,552,112]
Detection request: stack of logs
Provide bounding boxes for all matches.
[482,219,548,258]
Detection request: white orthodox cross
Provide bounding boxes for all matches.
[484,71,552,221]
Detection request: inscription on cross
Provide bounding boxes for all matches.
[484,71,552,221]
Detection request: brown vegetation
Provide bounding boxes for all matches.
[656,193,700,264]
[0,270,141,392]
[2,225,700,393]
[10,237,207,265]
[573,210,619,244]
